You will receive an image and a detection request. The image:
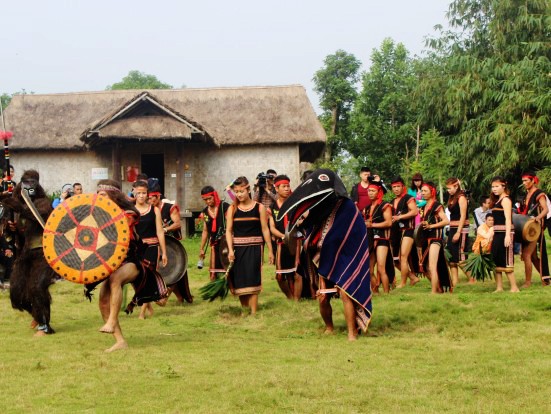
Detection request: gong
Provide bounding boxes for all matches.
[43,193,130,284]
[158,235,188,285]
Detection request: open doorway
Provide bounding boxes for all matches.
[141,153,165,194]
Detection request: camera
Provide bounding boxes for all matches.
[256,172,270,188]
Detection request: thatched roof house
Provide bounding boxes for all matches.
[4,85,325,229]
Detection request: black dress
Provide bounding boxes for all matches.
[491,197,514,272]
[520,189,549,282]
[229,203,264,296]
[446,193,469,265]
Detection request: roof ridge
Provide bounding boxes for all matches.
[11,84,305,98]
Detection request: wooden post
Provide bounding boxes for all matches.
[176,143,188,237]
[112,142,122,183]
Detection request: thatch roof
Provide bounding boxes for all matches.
[4,85,326,152]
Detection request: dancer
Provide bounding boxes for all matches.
[199,186,230,281]
[133,181,168,319]
[225,177,274,315]
[278,169,372,341]
[364,180,394,293]
[86,180,168,352]
[489,177,519,293]
[519,172,549,286]
[418,182,452,294]
[390,176,420,287]
[445,177,473,285]
[268,175,302,300]
[2,170,56,336]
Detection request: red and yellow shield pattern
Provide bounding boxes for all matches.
[43,194,130,284]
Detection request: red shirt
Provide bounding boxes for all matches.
[356,184,371,211]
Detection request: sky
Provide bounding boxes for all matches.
[1,0,452,113]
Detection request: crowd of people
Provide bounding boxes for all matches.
[0,165,549,351]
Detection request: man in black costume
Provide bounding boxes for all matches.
[1,170,56,336]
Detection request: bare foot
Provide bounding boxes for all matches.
[33,330,46,337]
[156,298,168,307]
[30,320,38,329]
[468,278,476,285]
[323,328,334,335]
[493,288,504,293]
[105,341,128,353]
[410,276,420,286]
[521,282,531,288]
[99,323,115,334]
[396,284,406,289]
[510,288,520,293]
[347,334,358,342]
[138,314,146,320]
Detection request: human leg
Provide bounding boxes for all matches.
[521,242,536,287]
[428,243,441,294]
[292,274,303,301]
[339,290,357,341]
[505,271,520,293]
[99,263,138,335]
[494,271,504,292]
[400,237,419,286]
[318,293,334,334]
[376,246,390,293]
[249,294,258,315]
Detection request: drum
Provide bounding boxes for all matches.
[43,193,130,284]
[158,235,188,285]
[512,213,541,243]
[413,224,427,248]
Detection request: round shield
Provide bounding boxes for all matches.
[218,235,230,269]
[43,193,130,284]
[158,236,188,285]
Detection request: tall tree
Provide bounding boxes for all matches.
[0,93,11,111]
[350,38,417,179]
[417,0,551,194]
[107,70,173,90]
[312,50,361,161]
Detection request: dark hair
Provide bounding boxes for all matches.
[73,182,82,187]
[478,195,490,205]
[391,176,405,185]
[97,179,139,215]
[266,169,277,176]
[136,173,148,181]
[230,176,250,206]
[133,180,148,189]
[485,212,494,219]
[201,185,215,195]
[360,166,370,173]
[445,177,464,208]
[489,176,509,208]
[274,174,290,184]
[410,173,423,190]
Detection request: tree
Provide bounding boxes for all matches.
[0,93,11,111]
[417,0,551,194]
[312,50,362,161]
[107,70,173,90]
[350,38,417,179]
[417,128,454,203]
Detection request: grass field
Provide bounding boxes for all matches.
[1,236,550,413]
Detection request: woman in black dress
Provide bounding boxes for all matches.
[226,177,274,315]
[490,177,519,292]
[445,177,473,286]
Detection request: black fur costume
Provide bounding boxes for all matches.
[1,170,56,334]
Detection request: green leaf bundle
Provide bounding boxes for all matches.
[199,276,229,302]
[463,253,496,282]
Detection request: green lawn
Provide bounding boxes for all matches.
[0,236,549,413]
